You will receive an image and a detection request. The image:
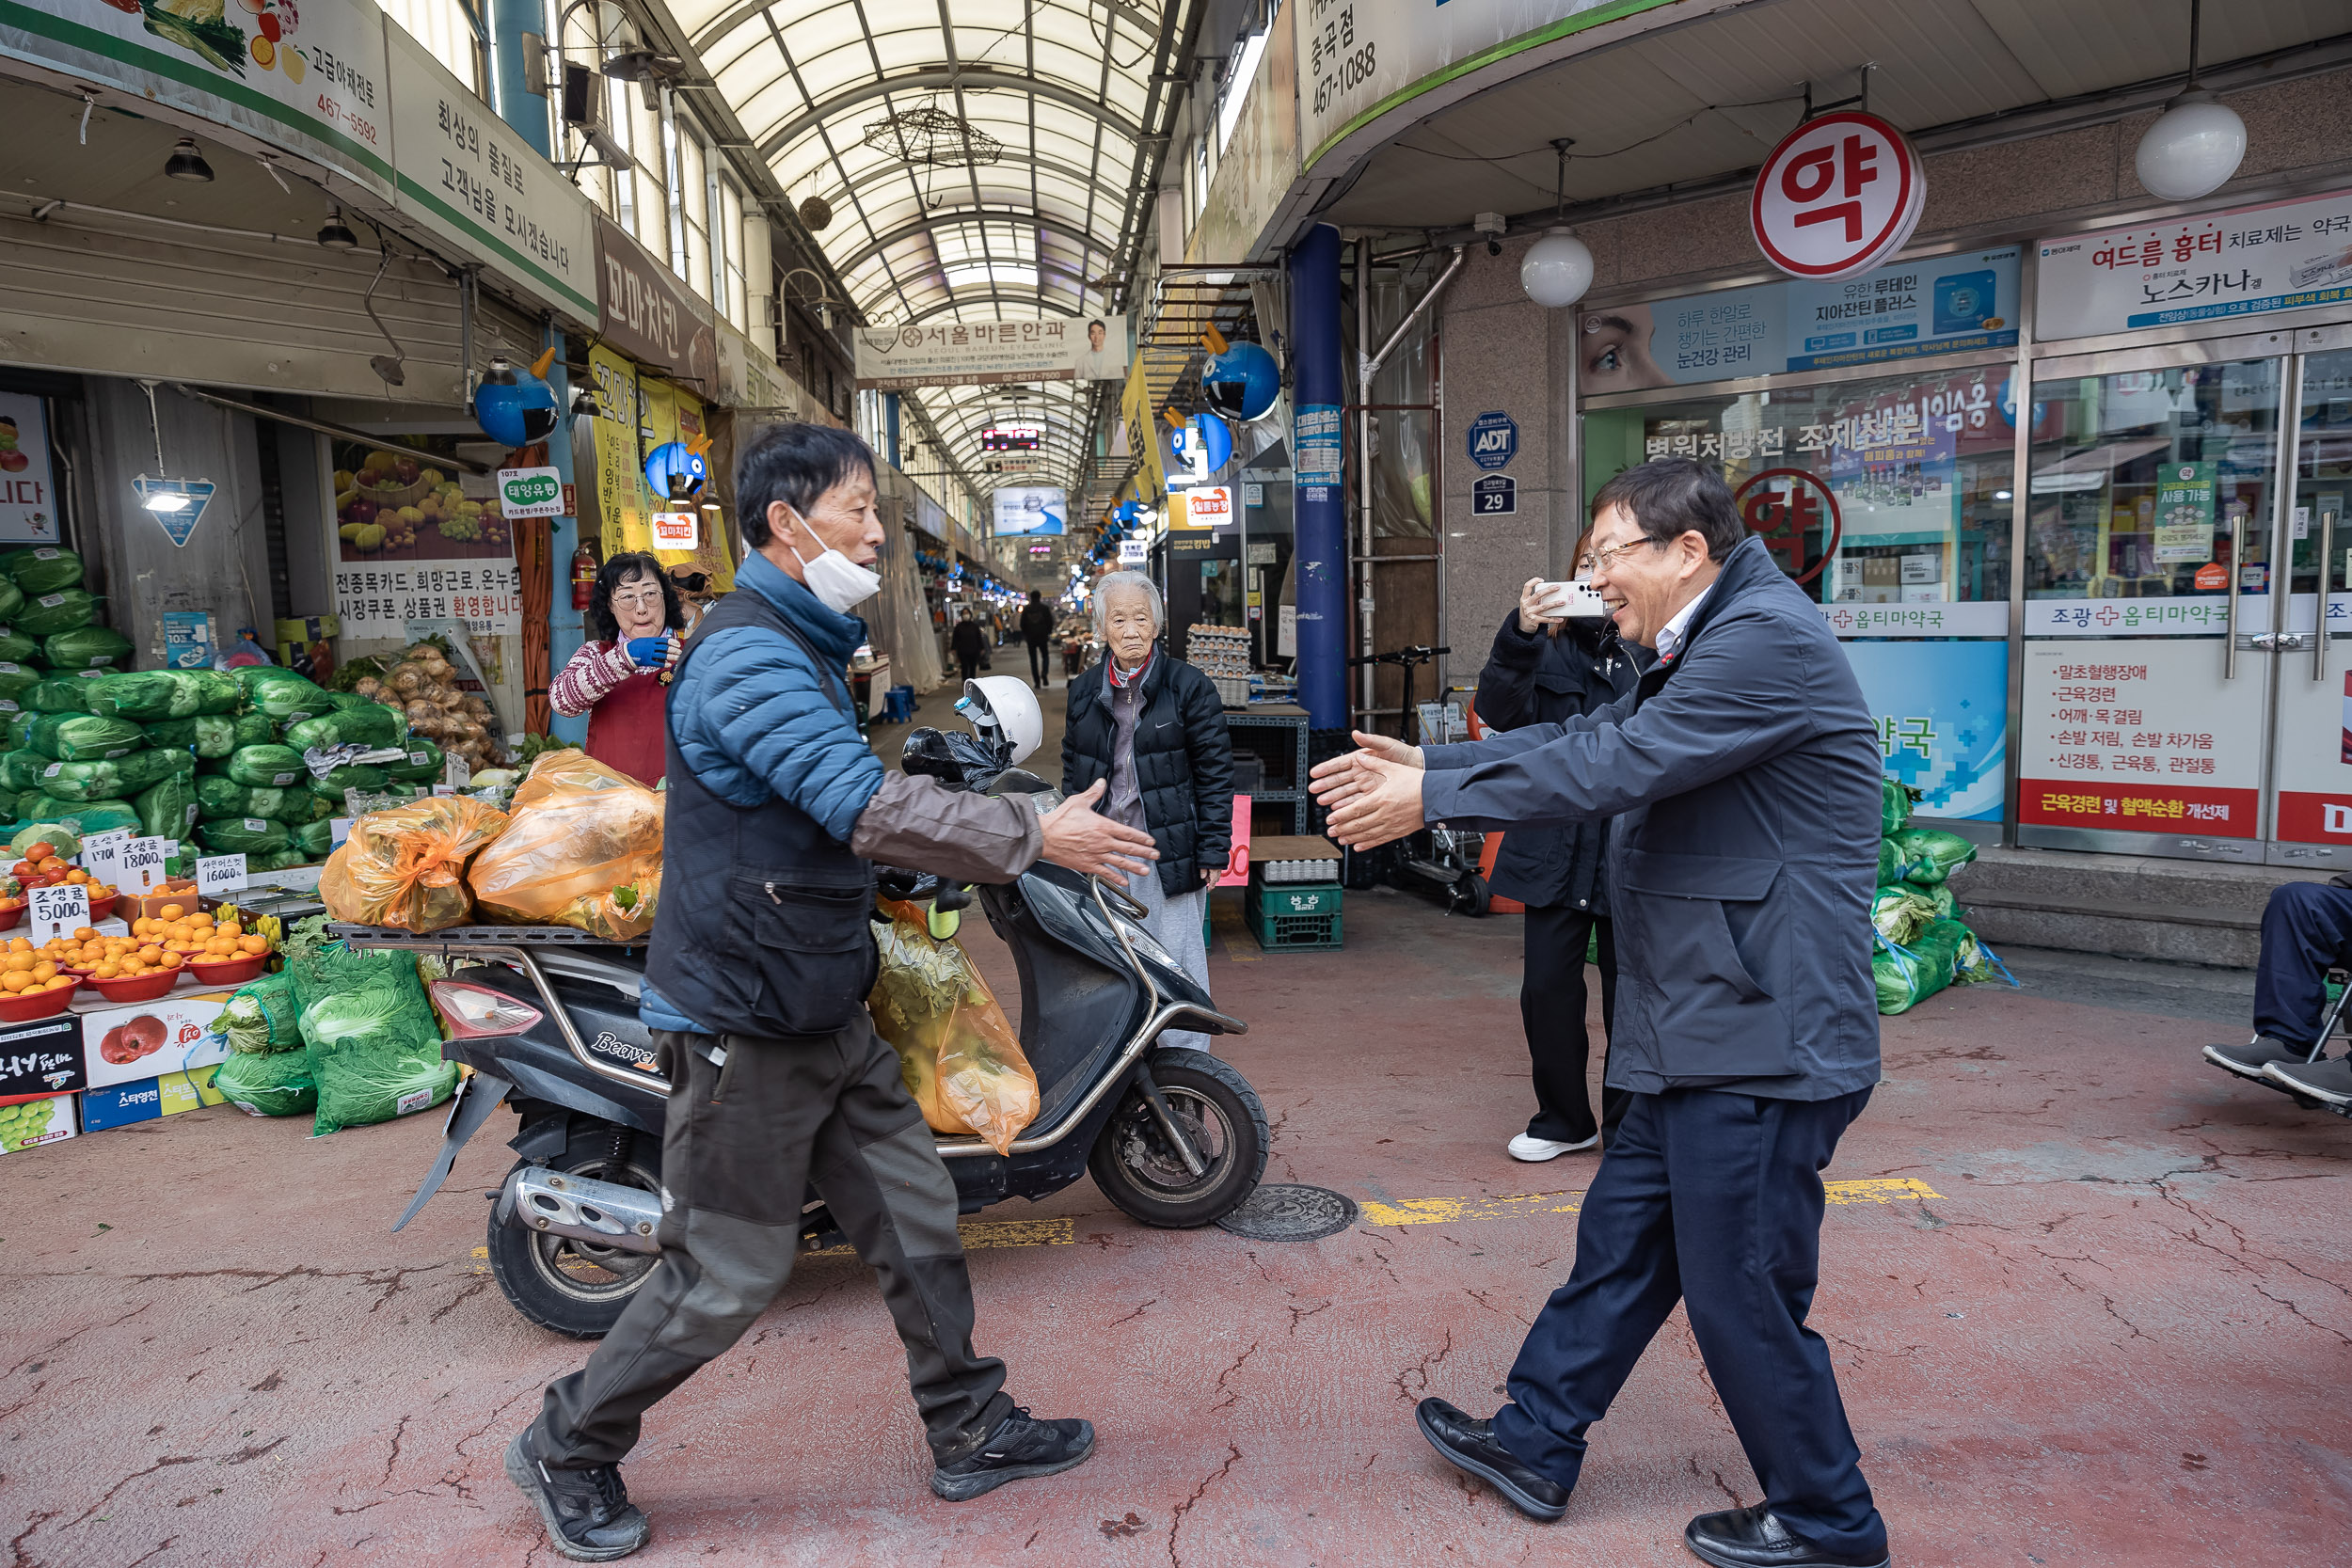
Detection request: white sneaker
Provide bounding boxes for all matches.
[1507,1132,1600,1163]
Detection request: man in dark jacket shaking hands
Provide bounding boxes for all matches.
[1311,458,1889,1568]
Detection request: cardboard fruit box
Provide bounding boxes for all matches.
[80,1063,226,1132]
[0,1093,76,1152]
[79,990,235,1091]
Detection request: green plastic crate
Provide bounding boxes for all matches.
[1245,880,1343,950]
[1252,881,1342,918]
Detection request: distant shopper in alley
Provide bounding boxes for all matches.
[1063,570,1233,1051]
[1311,457,1891,1568]
[508,423,1158,1562]
[950,610,986,684]
[1476,535,1649,1164]
[1020,589,1056,687]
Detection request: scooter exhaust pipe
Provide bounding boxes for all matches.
[497,1165,664,1256]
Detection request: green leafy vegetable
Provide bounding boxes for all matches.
[26,713,146,763]
[43,626,133,672]
[224,744,306,787]
[212,1049,316,1117]
[14,590,98,638]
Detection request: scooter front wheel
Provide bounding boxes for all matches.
[1089,1049,1269,1228]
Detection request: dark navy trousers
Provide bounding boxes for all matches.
[1492,1086,1886,1559]
[2254,880,2352,1047]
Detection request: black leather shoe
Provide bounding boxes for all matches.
[1684,1506,1888,1568]
[1413,1398,1566,1521]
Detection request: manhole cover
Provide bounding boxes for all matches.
[1216,1184,1358,1242]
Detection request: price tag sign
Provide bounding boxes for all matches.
[28,883,87,943]
[330,817,354,850]
[196,854,248,898]
[120,836,168,895]
[80,828,133,889]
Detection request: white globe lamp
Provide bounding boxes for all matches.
[2135,89,2246,201]
[1521,228,1594,309]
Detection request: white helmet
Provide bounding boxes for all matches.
[958,675,1043,764]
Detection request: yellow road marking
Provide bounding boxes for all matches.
[1359,1177,1941,1228]
[807,1215,1074,1258]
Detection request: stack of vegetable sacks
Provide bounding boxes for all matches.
[1870,780,2005,1014]
[0,547,136,762]
[210,970,318,1117]
[199,667,432,866]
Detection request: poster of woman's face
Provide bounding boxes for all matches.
[1581,304,1671,393]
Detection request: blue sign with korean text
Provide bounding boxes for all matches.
[1580,248,2021,393]
[1467,411,1518,471]
[1841,640,2008,822]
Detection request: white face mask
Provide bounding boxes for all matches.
[781,503,881,613]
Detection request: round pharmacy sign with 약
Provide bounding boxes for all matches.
[1751,111,1924,280]
[1735,467,1842,585]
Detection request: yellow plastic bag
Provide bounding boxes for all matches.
[319,796,511,932]
[867,897,1039,1156]
[466,752,663,940]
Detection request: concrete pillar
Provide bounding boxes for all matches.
[1287,223,1344,730]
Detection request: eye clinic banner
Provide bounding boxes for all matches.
[854,315,1130,391]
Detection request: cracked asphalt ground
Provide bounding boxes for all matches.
[6,889,2350,1566]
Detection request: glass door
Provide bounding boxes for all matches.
[2265,341,2352,866]
[2017,347,2285,860]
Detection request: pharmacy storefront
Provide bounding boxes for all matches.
[1579,183,2352,866]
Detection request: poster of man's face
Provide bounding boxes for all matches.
[1072,314,1128,381]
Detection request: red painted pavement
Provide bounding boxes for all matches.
[4,891,2348,1565]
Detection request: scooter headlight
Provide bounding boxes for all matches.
[1115,920,1180,971]
[431,979,545,1038]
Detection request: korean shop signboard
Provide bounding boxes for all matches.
[0,0,393,195]
[1295,0,1679,171]
[2037,187,2352,339]
[853,314,1131,391]
[1750,112,1925,281]
[1584,248,2019,393]
[385,23,596,323]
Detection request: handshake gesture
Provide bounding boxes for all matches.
[1308,731,1429,849]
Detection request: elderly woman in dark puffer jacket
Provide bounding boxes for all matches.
[1062,570,1234,1049]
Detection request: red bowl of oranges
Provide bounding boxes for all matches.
[0,974,76,1022]
[0,937,78,1015]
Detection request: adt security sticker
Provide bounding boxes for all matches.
[1467,411,1518,471]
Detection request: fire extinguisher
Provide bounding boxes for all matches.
[570,544,598,610]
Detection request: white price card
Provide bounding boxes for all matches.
[196,854,248,898]
[120,836,168,895]
[79,828,133,889]
[330,817,354,849]
[27,883,87,943]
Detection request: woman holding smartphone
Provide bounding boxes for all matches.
[1476,531,1651,1162]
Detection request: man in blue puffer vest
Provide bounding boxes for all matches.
[507,423,1159,1562]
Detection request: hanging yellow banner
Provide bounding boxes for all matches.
[587,342,736,593]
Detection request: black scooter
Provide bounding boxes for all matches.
[379,705,1268,1338]
[1342,643,1490,916]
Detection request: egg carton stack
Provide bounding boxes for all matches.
[1185,625,1252,708]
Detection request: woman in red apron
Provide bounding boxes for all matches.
[548,551,685,786]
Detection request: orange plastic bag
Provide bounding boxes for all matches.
[866,897,1039,1156]
[466,752,663,940]
[319,796,511,932]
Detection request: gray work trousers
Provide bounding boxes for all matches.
[535,1022,1014,1467]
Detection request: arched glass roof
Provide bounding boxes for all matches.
[671,0,1182,498]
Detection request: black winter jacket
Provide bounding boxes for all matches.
[1019,603,1055,643]
[1062,650,1235,895]
[1474,610,1648,911]
[949,620,986,663]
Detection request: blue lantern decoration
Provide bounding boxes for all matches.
[1202,339,1280,421]
[644,440,707,501]
[474,350,562,449]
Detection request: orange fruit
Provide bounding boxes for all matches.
[159,903,183,921]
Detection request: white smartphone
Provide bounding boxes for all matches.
[1536,580,1612,620]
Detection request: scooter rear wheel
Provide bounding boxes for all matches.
[486,1127,663,1339]
[1089,1049,1269,1228]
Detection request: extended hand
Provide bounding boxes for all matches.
[1039,780,1159,879]
[1308,729,1424,814]
[1317,750,1428,850]
[626,634,675,673]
